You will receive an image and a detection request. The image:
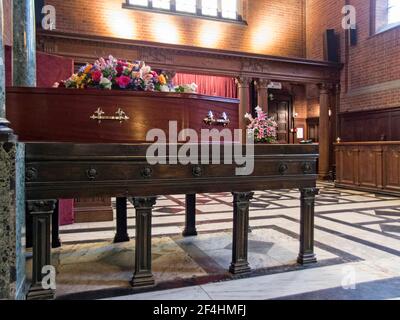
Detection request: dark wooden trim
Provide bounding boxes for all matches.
[339,106,400,142]
[6,87,239,104]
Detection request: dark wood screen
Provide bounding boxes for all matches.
[339,107,400,142]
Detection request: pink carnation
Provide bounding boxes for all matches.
[116,75,131,89]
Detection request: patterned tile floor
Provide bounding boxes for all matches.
[46,182,400,300]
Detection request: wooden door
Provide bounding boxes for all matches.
[269,99,290,144]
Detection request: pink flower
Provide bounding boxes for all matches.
[116,75,131,89]
[91,70,102,83]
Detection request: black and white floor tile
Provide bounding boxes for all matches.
[50,182,400,300]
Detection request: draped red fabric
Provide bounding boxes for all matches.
[173,73,238,98]
[5,46,74,87]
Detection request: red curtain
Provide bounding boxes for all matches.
[174,73,237,98]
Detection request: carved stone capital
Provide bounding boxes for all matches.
[235,76,252,88]
[27,200,57,214]
[233,192,254,203]
[130,196,157,209]
[318,83,333,94]
[255,78,270,89]
[300,187,319,199]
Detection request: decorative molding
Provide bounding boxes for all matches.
[36,30,341,84]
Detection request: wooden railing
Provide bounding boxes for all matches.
[335,142,400,196]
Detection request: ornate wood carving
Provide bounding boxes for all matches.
[36,30,340,84]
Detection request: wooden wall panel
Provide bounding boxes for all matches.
[339,107,400,142]
[335,142,400,196]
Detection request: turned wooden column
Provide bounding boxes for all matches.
[130,197,157,288]
[26,200,57,300]
[230,192,254,274]
[236,76,251,142]
[183,194,197,237]
[318,84,331,179]
[114,197,130,243]
[297,188,318,265]
[256,79,270,114]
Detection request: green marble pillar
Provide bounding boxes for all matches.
[0,141,26,300]
[0,0,11,134]
[12,0,36,300]
[13,0,36,87]
[0,0,35,300]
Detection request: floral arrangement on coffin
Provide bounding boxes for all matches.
[174,83,198,94]
[245,106,278,144]
[54,55,197,94]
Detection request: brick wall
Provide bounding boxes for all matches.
[306,0,400,114]
[43,0,305,57]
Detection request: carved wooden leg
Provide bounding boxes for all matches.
[114,197,130,243]
[52,201,61,248]
[130,197,157,288]
[183,194,198,237]
[229,192,254,275]
[297,188,319,265]
[26,200,57,300]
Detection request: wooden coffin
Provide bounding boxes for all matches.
[6,87,239,143]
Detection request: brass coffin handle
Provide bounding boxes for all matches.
[90,108,130,123]
[203,111,230,127]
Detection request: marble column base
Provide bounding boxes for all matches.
[297,253,317,265]
[131,272,155,288]
[229,261,251,275]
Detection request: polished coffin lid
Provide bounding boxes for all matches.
[6,87,239,143]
